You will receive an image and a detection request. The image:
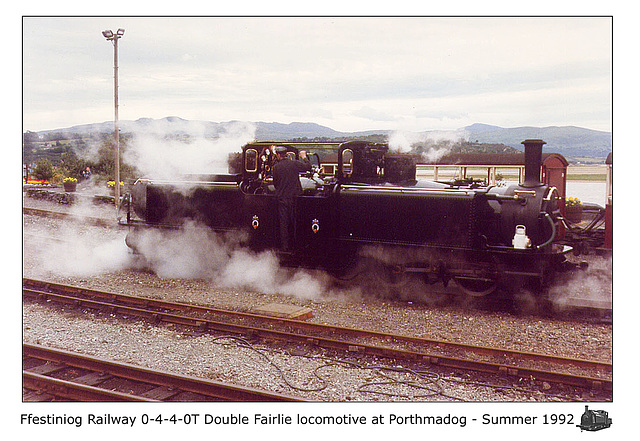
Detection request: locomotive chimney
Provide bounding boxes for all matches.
[521,139,546,188]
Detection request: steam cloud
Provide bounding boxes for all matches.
[388,129,469,162]
[26,204,133,278]
[547,257,613,310]
[124,120,256,179]
[27,214,353,301]
[129,222,335,299]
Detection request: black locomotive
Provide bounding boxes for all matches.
[121,139,574,296]
[577,405,612,431]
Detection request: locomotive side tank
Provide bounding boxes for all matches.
[122,139,572,296]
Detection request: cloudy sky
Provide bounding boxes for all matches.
[22,16,612,133]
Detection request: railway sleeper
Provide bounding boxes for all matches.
[499,366,519,376]
[423,356,440,365]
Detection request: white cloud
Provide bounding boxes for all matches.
[22,17,612,132]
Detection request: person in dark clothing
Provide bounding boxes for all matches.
[272,146,312,251]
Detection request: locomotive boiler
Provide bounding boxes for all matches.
[121,139,573,297]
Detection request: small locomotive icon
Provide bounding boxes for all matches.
[576,405,612,432]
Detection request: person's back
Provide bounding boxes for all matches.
[273,157,310,200]
[272,149,311,251]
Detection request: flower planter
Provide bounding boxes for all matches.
[63,182,77,192]
[564,205,583,223]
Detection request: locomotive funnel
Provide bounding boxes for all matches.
[521,139,546,188]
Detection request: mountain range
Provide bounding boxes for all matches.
[462,123,611,158]
[36,117,612,159]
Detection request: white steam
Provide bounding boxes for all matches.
[388,129,469,162]
[124,120,256,179]
[26,199,133,278]
[130,221,341,300]
[548,257,613,310]
[129,222,240,279]
[37,235,131,278]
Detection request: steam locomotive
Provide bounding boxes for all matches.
[577,406,612,431]
[121,139,575,297]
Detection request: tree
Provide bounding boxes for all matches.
[92,133,138,181]
[59,151,87,179]
[33,158,54,181]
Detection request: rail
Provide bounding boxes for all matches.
[23,343,304,402]
[23,278,612,393]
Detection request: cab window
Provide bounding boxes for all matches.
[342,148,353,177]
[245,149,258,172]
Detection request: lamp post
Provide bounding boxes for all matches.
[102,28,125,207]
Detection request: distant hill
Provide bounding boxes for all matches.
[255,121,347,139]
[463,123,612,158]
[31,117,612,159]
[38,118,349,140]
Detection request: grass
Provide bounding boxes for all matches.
[416,165,608,183]
[567,165,607,182]
[566,174,607,181]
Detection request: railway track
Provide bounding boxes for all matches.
[22,206,118,227]
[23,278,612,393]
[23,343,305,402]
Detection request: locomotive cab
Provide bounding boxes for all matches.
[240,142,325,195]
[238,142,335,253]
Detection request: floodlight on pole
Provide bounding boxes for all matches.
[102,28,124,208]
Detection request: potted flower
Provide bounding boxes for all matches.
[565,196,583,223]
[107,180,124,195]
[62,177,77,192]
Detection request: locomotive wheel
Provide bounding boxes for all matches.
[454,277,498,297]
[453,253,501,297]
